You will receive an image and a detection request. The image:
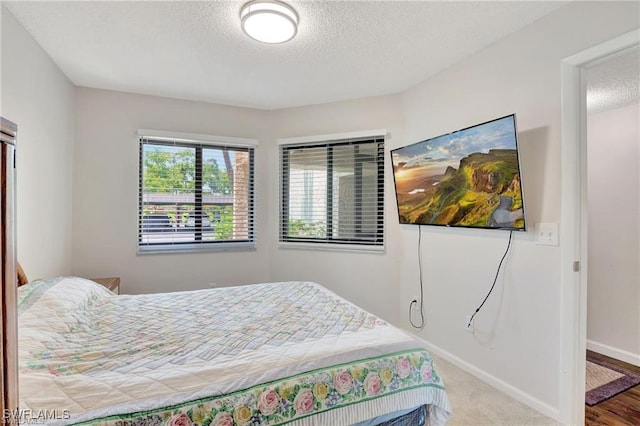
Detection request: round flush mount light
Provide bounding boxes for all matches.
[240,0,298,44]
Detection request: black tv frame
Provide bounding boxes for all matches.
[390,114,527,232]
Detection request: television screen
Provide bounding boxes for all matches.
[391,114,526,230]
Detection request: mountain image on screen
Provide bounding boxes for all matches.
[391,115,525,230]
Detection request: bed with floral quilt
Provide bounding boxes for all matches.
[17,277,451,425]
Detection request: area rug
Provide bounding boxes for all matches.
[585,356,640,406]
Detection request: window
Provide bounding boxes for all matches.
[138,132,255,253]
[280,133,384,248]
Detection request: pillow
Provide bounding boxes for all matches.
[18,276,113,317]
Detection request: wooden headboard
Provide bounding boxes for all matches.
[17,262,28,286]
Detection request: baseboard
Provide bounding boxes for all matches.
[587,340,640,367]
[409,333,561,422]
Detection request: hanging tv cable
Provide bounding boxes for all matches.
[467,230,514,330]
[409,225,425,329]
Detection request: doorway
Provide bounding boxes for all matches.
[584,46,640,424]
[560,29,640,426]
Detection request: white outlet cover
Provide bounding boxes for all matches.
[535,222,559,246]
[465,315,474,333]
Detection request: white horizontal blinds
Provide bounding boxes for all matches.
[280,137,384,246]
[139,137,255,248]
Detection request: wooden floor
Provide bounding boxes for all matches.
[585,350,640,426]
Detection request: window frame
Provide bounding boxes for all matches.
[137,130,258,254]
[278,129,386,252]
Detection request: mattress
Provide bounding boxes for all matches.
[18,277,451,425]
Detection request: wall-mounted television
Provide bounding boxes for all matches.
[391,114,526,231]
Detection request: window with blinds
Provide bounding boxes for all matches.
[138,135,255,252]
[280,136,384,247]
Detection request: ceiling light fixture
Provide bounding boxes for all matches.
[240,0,298,44]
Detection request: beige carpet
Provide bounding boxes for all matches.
[585,360,624,391]
[431,354,560,425]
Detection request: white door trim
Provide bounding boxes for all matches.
[559,29,639,425]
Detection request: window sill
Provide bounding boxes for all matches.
[278,242,384,254]
[137,242,256,255]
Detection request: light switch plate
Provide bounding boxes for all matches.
[535,223,559,246]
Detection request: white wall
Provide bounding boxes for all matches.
[399,1,639,419]
[587,102,640,365]
[72,88,273,293]
[0,7,75,279]
[268,96,405,324]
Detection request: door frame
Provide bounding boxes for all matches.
[559,29,639,425]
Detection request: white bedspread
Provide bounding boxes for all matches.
[18,277,450,425]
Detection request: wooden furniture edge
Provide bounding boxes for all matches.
[92,277,120,293]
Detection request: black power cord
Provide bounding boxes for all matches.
[467,230,514,329]
[409,225,425,329]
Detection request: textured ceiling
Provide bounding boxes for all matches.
[587,47,640,113]
[6,1,569,110]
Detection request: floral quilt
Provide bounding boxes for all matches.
[18,277,451,425]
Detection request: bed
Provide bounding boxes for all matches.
[17,276,451,425]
